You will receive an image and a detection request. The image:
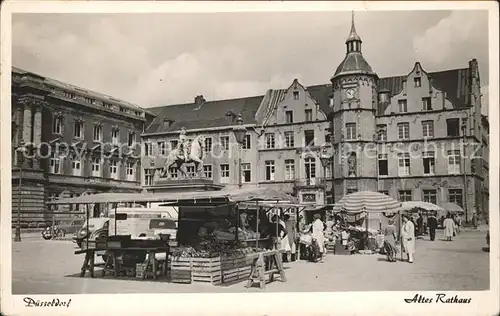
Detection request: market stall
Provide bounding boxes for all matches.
[329,191,402,255]
[49,187,297,285]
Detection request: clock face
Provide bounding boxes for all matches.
[345,89,355,99]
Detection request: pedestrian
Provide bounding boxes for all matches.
[283,214,297,262]
[443,213,456,241]
[312,213,326,262]
[427,213,438,241]
[401,214,415,263]
[383,218,398,262]
[472,213,478,229]
[416,213,423,237]
[325,215,335,242]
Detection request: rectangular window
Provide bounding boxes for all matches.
[398,99,408,113]
[305,157,316,179]
[186,165,196,178]
[398,152,410,176]
[399,190,412,202]
[203,165,213,179]
[220,164,230,183]
[422,120,434,138]
[204,137,212,153]
[126,162,135,181]
[157,141,166,156]
[265,133,275,149]
[109,160,119,180]
[168,167,178,179]
[144,143,153,156]
[285,111,294,123]
[376,124,387,141]
[284,131,295,148]
[72,157,82,176]
[265,160,275,181]
[448,189,463,207]
[242,134,251,150]
[447,150,461,174]
[285,159,295,180]
[170,140,179,151]
[304,130,315,146]
[92,125,102,142]
[50,155,63,174]
[346,123,356,140]
[241,163,251,183]
[220,135,230,151]
[397,123,410,140]
[423,189,437,204]
[74,121,83,138]
[446,118,460,137]
[144,169,154,186]
[423,151,435,175]
[293,91,299,100]
[378,154,388,176]
[128,132,136,146]
[305,109,313,122]
[414,77,421,87]
[422,97,432,111]
[53,117,62,134]
[112,129,119,145]
[91,157,101,177]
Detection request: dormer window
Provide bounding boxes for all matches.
[414,77,421,87]
[293,91,299,100]
[379,92,389,103]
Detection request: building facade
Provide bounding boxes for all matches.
[141,16,489,221]
[11,67,155,225]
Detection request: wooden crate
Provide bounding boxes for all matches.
[171,256,222,285]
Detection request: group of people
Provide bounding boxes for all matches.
[383,215,415,263]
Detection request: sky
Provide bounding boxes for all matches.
[12,10,490,114]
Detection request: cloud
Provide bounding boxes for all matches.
[412,10,489,84]
[12,11,489,110]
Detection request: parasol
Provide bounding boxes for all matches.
[440,202,465,215]
[332,191,401,213]
[400,201,444,213]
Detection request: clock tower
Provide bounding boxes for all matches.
[330,12,379,200]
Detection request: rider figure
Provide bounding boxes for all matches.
[178,127,189,161]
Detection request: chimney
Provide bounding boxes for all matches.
[194,95,206,108]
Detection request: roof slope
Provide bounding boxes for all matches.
[144,66,473,135]
[144,95,263,134]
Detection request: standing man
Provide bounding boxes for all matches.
[401,214,416,263]
[427,213,438,241]
[416,213,423,237]
[472,213,478,229]
[283,214,297,262]
[312,214,326,263]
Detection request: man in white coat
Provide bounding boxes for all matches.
[401,214,415,263]
[312,213,326,262]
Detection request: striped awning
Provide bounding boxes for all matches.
[332,191,401,213]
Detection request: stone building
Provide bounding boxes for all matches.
[11,67,155,225]
[141,15,489,221]
[326,17,489,221]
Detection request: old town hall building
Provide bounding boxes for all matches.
[141,17,489,221]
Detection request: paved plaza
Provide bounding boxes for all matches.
[12,228,489,294]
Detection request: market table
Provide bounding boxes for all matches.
[75,246,170,280]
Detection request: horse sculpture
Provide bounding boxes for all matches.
[161,134,206,178]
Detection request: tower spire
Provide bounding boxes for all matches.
[346,10,361,44]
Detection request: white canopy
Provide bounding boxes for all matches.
[400,201,444,212]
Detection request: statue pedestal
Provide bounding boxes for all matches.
[148,177,225,194]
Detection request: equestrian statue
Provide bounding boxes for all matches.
[161,127,206,178]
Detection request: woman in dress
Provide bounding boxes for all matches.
[443,213,456,241]
[383,218,398,262]
[401,214,415,263]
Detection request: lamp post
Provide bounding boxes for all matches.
[232,115,247,188]
[14,141,27,242]
[461,121,469,224]
[320,148,332,206]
